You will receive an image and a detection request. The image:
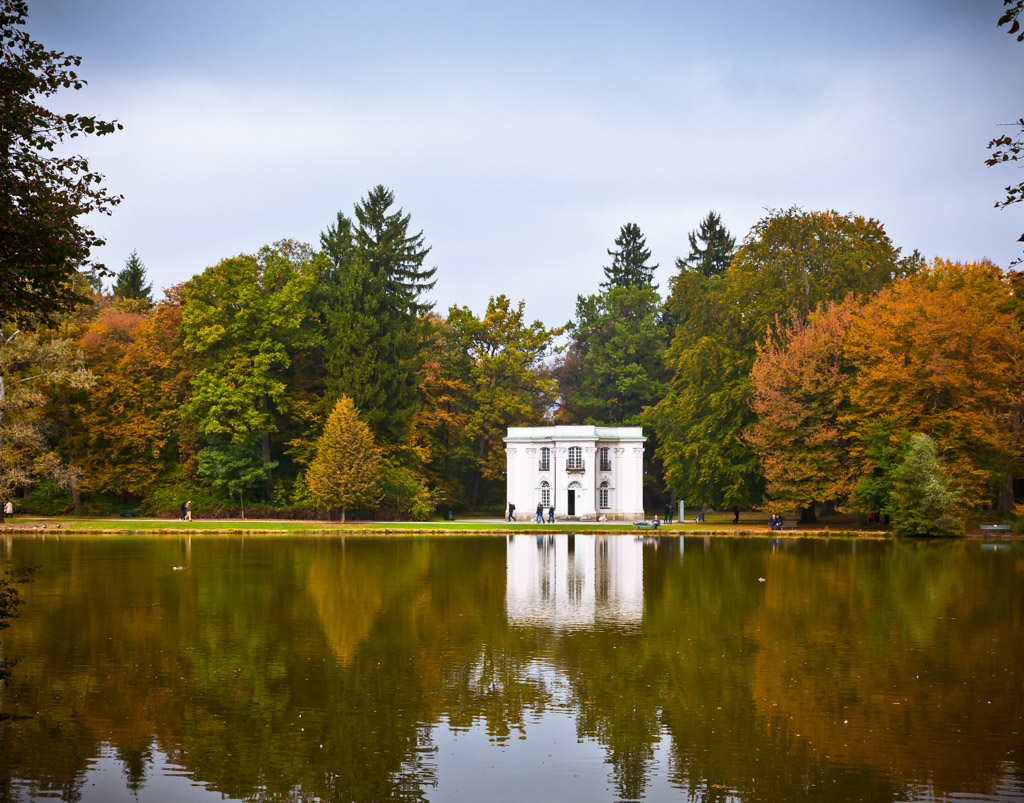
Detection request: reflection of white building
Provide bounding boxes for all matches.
[504,426,646,521]
[505,534,643,629]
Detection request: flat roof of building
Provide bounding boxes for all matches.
[504,425,646,443]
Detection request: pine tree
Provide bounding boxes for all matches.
[318,186,436,448]
[306,397,381,522]
[112,250,153,305]
[680,211,735,277]
[601,223,658,290]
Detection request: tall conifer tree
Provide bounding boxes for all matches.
[318,186,436,449]
[601,223,658,290]
[112,250,153,305]
[680,211,735,277]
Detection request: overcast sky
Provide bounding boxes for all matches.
[27,0,1023,326]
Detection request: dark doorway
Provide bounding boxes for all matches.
[567,490,576,516]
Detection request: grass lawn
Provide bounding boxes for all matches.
[0,511,888,536]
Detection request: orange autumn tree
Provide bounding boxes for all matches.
[71,290,192,502]
[747,300,857,514]
[844,259,1024,512]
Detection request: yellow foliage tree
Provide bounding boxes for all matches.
[306,397,381,522]
[844,259,1024,509]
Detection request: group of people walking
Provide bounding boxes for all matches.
[506,502,556,523]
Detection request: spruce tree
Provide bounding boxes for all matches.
[112,250,153,305]
[306,397,381,522]
[601,223,658,290]
[681,211,735,277]
[318,186,435,448]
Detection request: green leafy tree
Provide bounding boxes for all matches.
[0,0,122,325]
[447,295,561,507]
[111,250,153,305]
[181,242,317,501]
[306,396,381,522]
[0,327,94,522]
[318,186,436,449]
[196,434,274,517]
[601,222,658,290]
[888,433,962,537]
[649,208,909,514]
[646,272,761,511]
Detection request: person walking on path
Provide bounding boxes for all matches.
[4,500,12,520]
[547,504,555,523]
[507,503,516,522]
[185,500,192,521]
[535,502,544,523]
[732,505,740,524]
[180,501,187,521]
[664,503,672,524]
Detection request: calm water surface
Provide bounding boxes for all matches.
[0,534,1021,802]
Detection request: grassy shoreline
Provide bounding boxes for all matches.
[0,515,1017,538]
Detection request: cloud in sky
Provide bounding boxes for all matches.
[27,0,1023,325]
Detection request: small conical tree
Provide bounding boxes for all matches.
[306,397,381,522]
[601,222,658,290]
[681,211,735,277]
[112,250,153,305]
[888,433,962,537]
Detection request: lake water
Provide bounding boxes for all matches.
[0,533,1021,802]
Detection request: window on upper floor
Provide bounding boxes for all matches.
[599,447,611,472]
[567,446,583,470]
[539,447,550,471]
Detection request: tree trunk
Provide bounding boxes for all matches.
[798,505,818,524]
[998,474,1014,513]
[471,433,487,509]
[341,507,346,524]
[262,431,273,500]
[61,392,81,513]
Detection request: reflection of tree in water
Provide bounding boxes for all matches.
[116,743,152,795]
[0,536,1021,802]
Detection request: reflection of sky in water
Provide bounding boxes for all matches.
[11,745,240,802]
[424,659,692,803]
[505,534,644,631]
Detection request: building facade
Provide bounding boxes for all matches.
[504,426,646,521]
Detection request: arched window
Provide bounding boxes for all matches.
[540,481,551,506]
[539,447,551,471]
[599,482,610,510]
[567,446,583,470]
[599,447,611,472]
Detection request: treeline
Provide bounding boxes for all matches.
[2,187,1022,532]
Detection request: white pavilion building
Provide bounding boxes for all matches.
[503,425,646,522]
